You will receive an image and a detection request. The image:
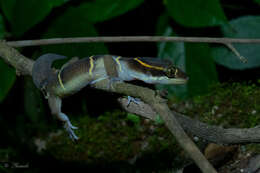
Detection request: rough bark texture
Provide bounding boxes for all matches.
[0,41,33,75]
[118,97,260,144]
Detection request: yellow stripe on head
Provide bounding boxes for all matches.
[115,56,122,72]
[89,56,94,76]
[58,70,66,90]
[134,57,164,71]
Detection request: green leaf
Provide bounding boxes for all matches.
[157,26,218,98]
[185,43,218,96]
[0,14,6,39]
[0,0,68,36]
[0,59,16,102]
[164,0,227,27]
[41,7,108,57]
[255,0,260,5]
[212,16,260,70]
[77,0,144,23]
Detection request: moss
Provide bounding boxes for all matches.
[173,82,260,128]
[172,82,260,154]
[245,143,260,154]
[44,109,187,170]
[42,82,260,170]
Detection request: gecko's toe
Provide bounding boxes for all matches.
[127,96,141,106]
[64,122,79,141]
[60,113,79,140]
[66,120,78,129]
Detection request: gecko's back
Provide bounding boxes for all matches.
[51,56,108,97]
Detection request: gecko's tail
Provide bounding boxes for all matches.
[32,53,67,89]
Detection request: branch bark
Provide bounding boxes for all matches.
[0,41,33,75]
[6,36,260,47]
[118,98,260,144]
[6,36,252,63]
[92,80,217,173]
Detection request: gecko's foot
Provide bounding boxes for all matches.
[60,113,79,141]
[64,121,79,141]
[127,96,141,106]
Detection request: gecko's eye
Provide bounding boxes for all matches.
[165,67,178,78]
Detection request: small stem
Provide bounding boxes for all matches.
[225,43,247,63]
[6,36,260,48]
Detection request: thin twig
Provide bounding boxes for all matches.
[6,36,255,63]
[225,43,248,63]
[6,36,260,47]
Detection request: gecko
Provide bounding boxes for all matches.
[32,54,188,141]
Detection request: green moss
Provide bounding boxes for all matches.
[43,82,260,169]
[173,82,260,128]
[126,113,141,126]
[172,82,260,154]
[245,143,260,154]
[45,109,187,169]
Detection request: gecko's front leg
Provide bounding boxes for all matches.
[48,95,78,141]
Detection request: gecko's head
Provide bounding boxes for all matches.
[129,57,188,85]
[160,65,188,84]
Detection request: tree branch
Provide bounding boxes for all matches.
[6,36,260,47]
[118,98,260,144]
[6,36,252,63]
[0,41,33,76]
[92,80,217,173]
[224,43,248,63]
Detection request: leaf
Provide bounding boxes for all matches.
[0,14,6,39]
[185,43,218,96]
[78,0,144,23]
[41,7,108,57]
[255,0,260,5]
[0,0,68,36]
[0,59,16,102]
[212,16,260,70]
[157,25,218,98]
[164,0,227,27]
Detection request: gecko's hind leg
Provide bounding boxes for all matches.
[48,96,79,141]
